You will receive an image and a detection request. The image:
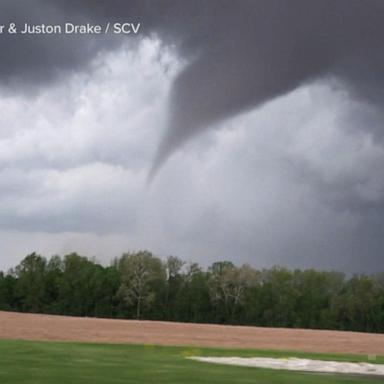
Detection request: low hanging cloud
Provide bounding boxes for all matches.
[2,1,384,166]
[0,1,384,272]
[45,0,384,176]
[0,38,177,234]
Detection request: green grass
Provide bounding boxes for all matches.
[0,339,383,383]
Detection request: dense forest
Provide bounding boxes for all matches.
[0,251,383,333]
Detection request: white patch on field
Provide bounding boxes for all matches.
[188,357,384,376]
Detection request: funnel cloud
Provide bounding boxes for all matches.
[149,0,384,175]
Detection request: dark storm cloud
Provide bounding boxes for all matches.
[55,0,384,176]
[2,1,384,148]
[143,0,384,175]
[1,0,384,272]
[0,0,124,88]
[2,1,384,146]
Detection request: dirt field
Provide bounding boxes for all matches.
[1,311,383,355]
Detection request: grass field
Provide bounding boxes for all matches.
[1,339,384,383]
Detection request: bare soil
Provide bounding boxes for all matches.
[1,311,383,355]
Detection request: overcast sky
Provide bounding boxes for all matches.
[1,0,384,272]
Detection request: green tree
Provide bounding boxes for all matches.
[14,253,47,312]
[118,251,166,319]
[257,267,298,327]
[44,255,64,314]
[0,272,18,310]
[164,256,185,320]
[58,253,102,316]
[175,263,211,323]
[209,262,259,323]
[293,270,344,329]
[333,274,382,332]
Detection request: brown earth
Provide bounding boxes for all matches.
[0,311,383,355]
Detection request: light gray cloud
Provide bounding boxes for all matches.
[0,1,384,273]
[146,83,384,273]
[1,74,383,272]
[0,38,176,233]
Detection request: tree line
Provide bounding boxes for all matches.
[0,251,383,333]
